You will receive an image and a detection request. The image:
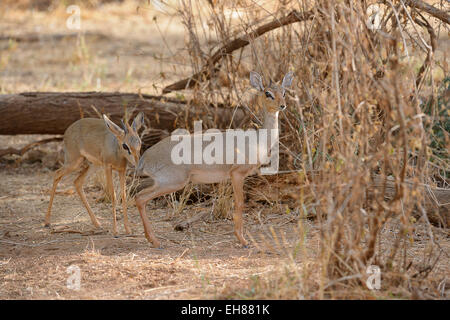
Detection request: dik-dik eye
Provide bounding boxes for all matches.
[122,143,131,154]
[265,91,274,100]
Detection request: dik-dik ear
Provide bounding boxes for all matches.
[132,112,145,132]
[103,114,125,139]
[250,71,264,91]
[281,71,294,89]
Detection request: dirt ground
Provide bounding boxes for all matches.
[0,1,448,300]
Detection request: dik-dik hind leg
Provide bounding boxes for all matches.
[231,170,248,247]
[135,176,188,248]
[119,169,131,234]
[74,164,101,229]
[104,165,118,235]
[45,157,83,227]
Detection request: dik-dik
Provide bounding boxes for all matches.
[134,71,293,248]
[45,113,144,235]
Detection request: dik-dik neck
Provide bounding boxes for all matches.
[262,110,279,156]
[263,110,279,138]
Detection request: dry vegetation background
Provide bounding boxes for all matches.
[0,0,449,299]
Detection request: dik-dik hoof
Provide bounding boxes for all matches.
[92,223,102,230]
[151,241,163,249]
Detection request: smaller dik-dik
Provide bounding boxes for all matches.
[45,113,145,235]
[135,71,293,248]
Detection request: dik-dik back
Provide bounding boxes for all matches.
[64,118,127,169]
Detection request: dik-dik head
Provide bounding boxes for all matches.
[103,112,145,166]
[250,71,294,113]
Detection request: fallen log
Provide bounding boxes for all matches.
[0,92,248,136]
[370,175,450,228]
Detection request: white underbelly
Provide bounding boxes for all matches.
[190,170,230,184]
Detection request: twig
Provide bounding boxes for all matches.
[174,210,209,231]
[413,13,437,89]
[0,137,63,158]
[404,0,450,25]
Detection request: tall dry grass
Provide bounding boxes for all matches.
[159,0,449,298]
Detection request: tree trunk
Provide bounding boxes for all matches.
[0,92,248,135]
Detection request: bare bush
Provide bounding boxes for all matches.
[160,0,449,298]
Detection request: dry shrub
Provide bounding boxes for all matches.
[167,182,194,216]
[163,0,449,298]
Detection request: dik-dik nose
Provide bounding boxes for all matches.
[133,154,139,167]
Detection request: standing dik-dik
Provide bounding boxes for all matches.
[45,112,145,235]
[135,71,293,248]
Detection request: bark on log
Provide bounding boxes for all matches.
[371,175,450,228]
[0,92,248,136]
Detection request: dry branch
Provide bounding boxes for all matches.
[406,0,450,25]
[414,14,437,88]
[174,210,209,231]
[162,9,314,94]
[0,137,62,158]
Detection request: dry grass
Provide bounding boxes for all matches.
[0,0,449,299]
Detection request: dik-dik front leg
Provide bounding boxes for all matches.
[119,169,132,234]
[104,165,117,236]
[135,171,189,248]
